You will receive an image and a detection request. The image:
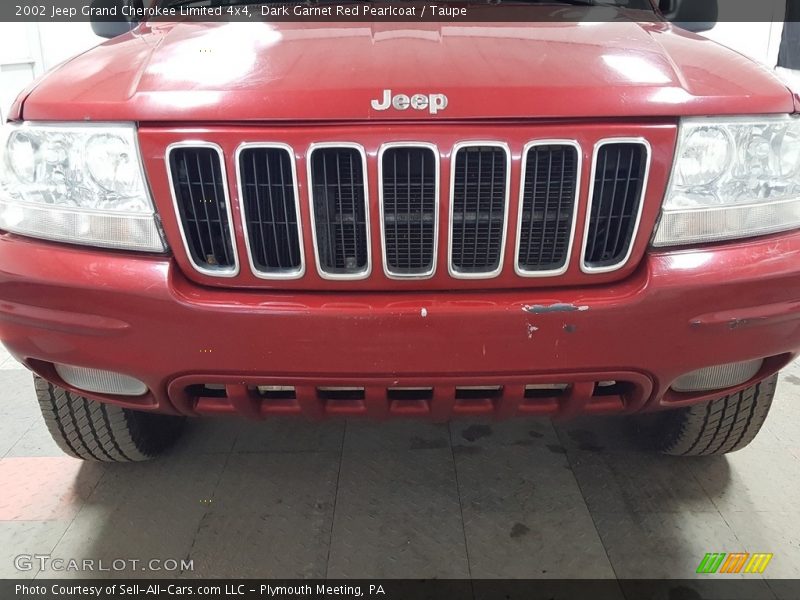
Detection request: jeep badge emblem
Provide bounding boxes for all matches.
[371,89,448,115]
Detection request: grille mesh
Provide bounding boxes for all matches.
[584,142,648,270]
[517,145,579,273]
[381,147,437,276]
[238,147,302,275]
[169,146,235,272]
[310,147,369,275]
[450,146,508,275]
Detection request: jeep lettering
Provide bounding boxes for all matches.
[371,89,449,114]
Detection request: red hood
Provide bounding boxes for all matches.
[19,14,794,122]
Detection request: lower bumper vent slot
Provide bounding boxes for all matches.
[588,380,631,413]
[520,384,568,414]
[524,383,569,399]
[255,385,297,400]
[187,384,227,399]
[388,388,433,415]
[387,387,434,401]
[186,384,232,415]
[593,380,624,396]
[455,386,503,400]
[454,386,502,414]
[318,387,367,415]
[317,387,366,401]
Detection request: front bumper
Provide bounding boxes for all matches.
[1,231,799,420]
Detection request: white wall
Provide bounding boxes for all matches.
[700,18,800,92]
[698,0,786,66]
[37,23,105,70]
[0,23,103,121]
[701,22,784,67]
[0,23,43,122]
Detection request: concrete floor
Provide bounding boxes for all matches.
[1,345,799,596]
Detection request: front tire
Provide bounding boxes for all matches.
[35,376,185,462]
[645,374,777,456]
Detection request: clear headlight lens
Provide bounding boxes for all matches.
[0,123,167,252]
[653,116,800,247]
[674,126,732,188]
[7,131,37,183]
[85,133,141,195]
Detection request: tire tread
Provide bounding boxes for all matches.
[34,376,183,462]
[655,375,777,456]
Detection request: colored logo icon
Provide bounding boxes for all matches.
[696,553,773,574]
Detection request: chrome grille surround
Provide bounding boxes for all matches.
[234,142,306,280]
[580,137,652,274]
[447,141,512,280]
[377,142,440,280]
[514,140,583,278]
[306,142,372,281]
[166,141,240,278]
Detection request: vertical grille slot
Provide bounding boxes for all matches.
[168,145,237,275]
[380,145,438,277]
[517,143,580,274]
[583,141,649,271]
[238,145,304,278]
[309,145,370,278]
[450,144,509,277]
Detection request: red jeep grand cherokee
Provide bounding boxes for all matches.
[1,0,798,462]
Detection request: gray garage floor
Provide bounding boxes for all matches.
[1,346,799,597]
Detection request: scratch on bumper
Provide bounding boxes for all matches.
[522,303,590,314]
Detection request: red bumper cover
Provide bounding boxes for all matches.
[1,232,799,419]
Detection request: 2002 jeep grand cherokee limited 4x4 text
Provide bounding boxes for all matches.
[1,0,799,461]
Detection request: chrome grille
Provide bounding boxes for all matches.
[516,143,580,275]
[582,141,649,272]
[449,144,510,277]
[237,145,304,278]
[380,145,438,278]
[165,135,654,282]
[308,145,370,278]
[168,144,237,276]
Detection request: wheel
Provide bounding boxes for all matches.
[643,374,778,456]
[34,375,185,462]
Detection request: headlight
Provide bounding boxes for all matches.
[0,123,167,252]
[653,115,800,247]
